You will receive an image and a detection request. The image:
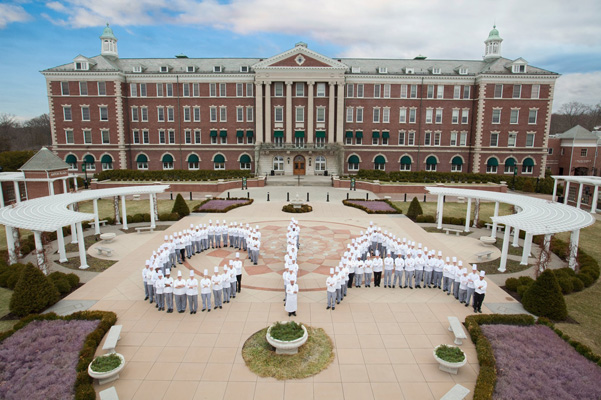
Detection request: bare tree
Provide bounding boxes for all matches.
[0,113,18,152]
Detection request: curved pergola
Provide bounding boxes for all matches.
[426,187,595,272]
[552,175,601,213]
[0,185,169,272]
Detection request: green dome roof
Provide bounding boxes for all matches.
[486,25,502,41]
[100,23,117,40]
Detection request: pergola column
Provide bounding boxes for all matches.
[121,195,128,230]
[93,199,100,235]
[69,204,77,244]
[436,194,444,229]
[491,201,500,238]
[0,185,4,207]
[48,180,55,196]
[113,196,121,224]
[576,183,584,208]
[56,227,68,263]
[592,185,599,213]
[569,229,580,270]
[33,230,47,274]
[76,222,89,269]
[564,182,570,204]
[62,179,68,193]
[13,181,21,203]
[149,194,156,229]
[512,227,520,247]
[472,198,480,228]
[498,225,512,272]
[552,178,558,201]
[5,225,17,264]
[464,198,472,232]
[521,232,533,265]
[540,234,552,271]
[152,193,159,221]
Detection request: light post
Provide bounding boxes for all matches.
[82,164,88,189]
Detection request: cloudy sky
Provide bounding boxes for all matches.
[1,0,600,121]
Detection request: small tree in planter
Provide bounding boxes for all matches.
[266,321,308,355]
[433,344,467,374]
[88,353,125,385]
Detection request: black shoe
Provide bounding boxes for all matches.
[336,301,340,304]
[149,300,153,304]
[332,307,335,310]
[392,285,395,288]
[288,313,292,316]
[404,286,408,288]
[219,306,222,309]
[202,309,205,312]
[417,285,421,288]
[327,306,331,310]
[465,304,469,307]
[144,296,149,301]
[409,287,413,289]
[156,304,159,308]
[292,312,296,316]
[190,311,193,314]
[478,309,482,313]
[208,309,211,312]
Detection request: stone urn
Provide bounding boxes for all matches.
[88,353,125,385]
[433,345,467,374]
[266,321,308,355]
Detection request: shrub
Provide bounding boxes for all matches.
[517,276,534,287]
[435,345,465,363]
[9,264,60,317]
[53,277,72,295]
[90,353,122,372]
[20,244,31,255]
[505,277,519,292]
[95,168,252,182]
[522,269,568,321]
[159,212,181,221]
[576,272,594,287]
[517,285,529,298]
[66,273,80,288]
[143,213,151,222]
[521,180,535,192]
[556,276,574,294]
[571,277,584,292]
[131,213,144,223]
[0,263,26,289]
[406,197,423,221]
[269,321,304,341]
[282,204,313,213]
[172,194,190,218]
[416,214,436,223]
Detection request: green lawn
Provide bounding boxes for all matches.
[393,200,514,223]
[0,287,17,333]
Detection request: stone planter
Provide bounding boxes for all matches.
[266,322,308,355]
[88,353,125,385]
[433,345,467,374]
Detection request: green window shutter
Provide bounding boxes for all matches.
[100,155,113,163]
[219,130,227,138]
[295,131,305,138]
[426,156,437,165]
[345,131,353,138]
[382,131,390,139]
[210,130,218,137]
[213,154,225,163]
[348,155,360,164]
[355,131,363,139]
[236,130,244,137]
[375,155,386,164]
[451,156,463,165]
[162,154,174,163]
[240,154,251,163]
[274,131,284,138]
[523,158,534,167]
[487,157,499,166]
[505,158,516,166]
[372,131,380,138]
[316,131,326,138]
[136,154,148,162]
[83,154,95,163]
[246,130,254,137]
[187,154,199,163]
[65,155,77,163]
[400,156,412,165]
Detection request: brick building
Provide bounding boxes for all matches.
[547,125,601,177]
[42,25,558,178]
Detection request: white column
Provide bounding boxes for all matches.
[285,82,293,144]
[76,222,89,269]
[512,227,520,247]
[69,204,78,244]
[13,181,21,203]
[74,176,78,191]
[592,185,599,213]
[93,199,101,235]
[552,178,558,201]
[5,225,17,264]
[149,194,156,229]
[472,198,480,228]
[328,82,335,144]
[264,83,271,143]
[62,179,68,194]
[48,180,55,196]
[568,229,580,270]
[57,227,68,263]
[464,198,472,232]
[540,234,552,271]
[255,83,263,144]
[491,201,500,238]
[0,184,4,207]
[498,226,512,272]
[576,183,584,208]
[121,195,128,230]
[336,82,345,144]
[521,232,533,265]
[564,182,570,204]
[436,194,443,229]
[307,82,314,144]
[153,193,159,221]
[33,231,47,274]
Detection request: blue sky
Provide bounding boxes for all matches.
[1,0,600,121]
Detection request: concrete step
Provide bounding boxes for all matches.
[265,175,333,187]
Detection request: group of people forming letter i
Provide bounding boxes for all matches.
[283,218,300,317]
[326,221,488,313]
[141,218,258,314]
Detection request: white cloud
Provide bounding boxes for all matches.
[0,3,32,28]
[553,72,601,112]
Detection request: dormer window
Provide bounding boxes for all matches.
[405,68,414,74]
[240,66,249,73]
[351,67,361,74]
[378,67,388,74]
[432,67,441,75]
[187,66,195,73]
[133,66,142,73]
[512,64,527,73]
[213,66,223,72]
[160,66,169,73]
[459,67,468,75]
[74,62,89,71]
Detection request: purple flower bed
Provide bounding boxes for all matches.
[347,200,396,212]
[197,199,249,211]
[481,324,601,400]
[0,319,99,400]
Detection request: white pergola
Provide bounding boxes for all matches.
[426,187,595,272]
[552,175,601,213]
[0,185,169,272]
[0,171,80,206]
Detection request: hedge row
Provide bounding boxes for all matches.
[192,198,254,213]
[344,169,555,194]
[342,199,403,214]
[95,169,252,182]
[0,310,118,400]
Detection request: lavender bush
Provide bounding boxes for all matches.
[344,199,399,213]
[195,199,251,212]
[481,324,601,400]
[0,319,99,400]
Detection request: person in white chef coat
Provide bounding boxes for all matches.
[285,277,298,317]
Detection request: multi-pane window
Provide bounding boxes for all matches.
[168,130,175,144]
[273,156,284,171]
[425,109,433,124]
[167,107,174,122]
[79,82,88,96]
[374,84,381,98]
[294,136,305,148]
[193,107,201,122]
[450,132,457,146]
[246,83,253,97]
[142,130,149,144]
[246,107,254,122]
[237,107,244,122]
[130,83,137,97]
[355,133,362,145]
[348,159,359,171]
[434,132,441,146]
[81,106,90,121]
[356,108,363,123]
[101,129,110,144]
[512,84,522,99]
[409,109,417,123]
[133,130,140,144]
[531,85,540,99]
[137,158,148,170]
[183,107,191,122]
[345,135,352,145]
[437,85,444,99]
[63,106,72,121]
[65,129,74,144]
[99,106,108,121]
[237,134,244,144]
[219,106,227,122]
[61,82,70,96]
[494,84,503,98]
[490,132,499,147]
[193,83,200,97]
[83,129,92,144]
[210,107,217,122]
[141,107,148,122]
[296,107,304,123]
[408,131,415,146]
[435,109,443,123]
[97,82,106,96]
[140,83,147,97]
[510,109,519,124]
[399,108,407,123]
[373,107,381,123]
[383,84,391,98]
[356,84,364,98]
[581,149,588,157]
[131,107,139,122]
[400,85,407,98]
[346,107,353,123]
[315,156,326,171]
[210,83,217,97]
[382,108,390,123]
[316,107,326,122]
[463,86,470,99]
[528,109,538,124]
[274,82,284,97]
[182,83,190,97]
[492,109,501,124]
[346,84,354,98]
[185,130,192,144]
[461,109,469,124]
[274,106,284,122]
[526,133,535,147]
[452,109,459,124]
[156,84,164,97]
[398,131,405,145]
[316,83,326,97]
[295,82,304,97]
[166,83,173,97]
[522,162,533,174]
[219,83,227,97]
[460,132,467,146]
[452,162,462,172]
[427,85,434,99]
[424,132,431,146]
[382,134,389,146]
[159,130,166,144]
[505,162,515,174]
[453,86,461,99]
[508,132,517,147]
[194,130,201,144]
[410,85,418,98]
[236,83,244,97]
[486,161,497,174]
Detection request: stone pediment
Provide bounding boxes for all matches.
[253,45,347,70]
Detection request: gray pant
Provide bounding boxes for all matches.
[414,270,423,286]
[188,294,198,312]
[466,287,475,305]
[434,271,443,288]
[213,289,222,307]
[230,282,237,297]
[458,289,467,303]
[453,281,460,299]
[165,292,173,311]
[194,240,201,253]
[336,288,342,302]
[355,273,363,287]
[404,270,414,287]
[169,253,177,266]
[202,239,208,250]
[364,272,372,287]
[147,283,154,302]
[175,294,186,312]
[222,234,228,247]
[392,270,401,286]
[342,282,348,296]
[327,291,336,308]
[423,271,433,286]
[144,280,149,298]
[208,235,215,247]
[156,293,164,309]
[201,293,211,310]
[443,277,452,291]
[223,286,230,302]
[215,235,221,247]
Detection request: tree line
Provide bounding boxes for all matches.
[550,101,601,134]
[0,113,52,153]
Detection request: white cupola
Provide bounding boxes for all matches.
[100,23,118,59]
[484,25,502,60]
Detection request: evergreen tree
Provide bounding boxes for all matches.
[9,263,59,317]
[171,193,190,218]
[406,197,423,221]
[522,269,568,321]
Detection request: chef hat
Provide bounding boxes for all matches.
[178,231,182,236]
[330,268,334,274]
[424,246,428,252]
[438,251,443,256]
[387,251,391,255]
[223,220,226,224]
[384,230,388,235]
[204,269,208,275]
[236,252,240,258]
[446,256,450,262]
[458,260,463,266]
[177,271,182,277]
[360,230,364,235]
[166,269,170,275]
[462,268,468,274]
[164,235,168,240]
[152,251,156,255]
[418,243,422,249]
[230,222,233,226]
[223,264,228,269]
[472,264,478,270]
[370,221,373,225]
[246,223,250,227]
[145,260,150,266]
[209,219,212,223]
[169,235,173,239]
[480,271,486,277]
[335,267,340,272]
[158,270,163,276]
[190,270,194,276]
[452,256,457,262]
[190,223,194,228]
[403,238,407,243]
[214,266,219,273]
[229,260,234,265]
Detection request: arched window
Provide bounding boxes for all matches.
[101,155,113,171]
[486,157,499,174]
[240,154,252,170]
[451,156,463,172]
[213,154,225,170]
[374,155,386,171]
[504,158,516,174]
[136,154,148,170]
[162,154,174,170]
[400,156,411,171]
[315,156,326,172]
[348,155,360,171]
[522,158,534,174]
[273,156,284,172]
[425,156,437,172]
[65,155,77,171]
[187,154,199,170]
[83,154,95,171]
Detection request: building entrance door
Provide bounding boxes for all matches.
[293,155,306,175]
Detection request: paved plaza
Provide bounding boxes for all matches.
[57,186,523,400]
